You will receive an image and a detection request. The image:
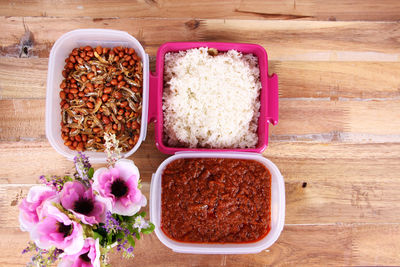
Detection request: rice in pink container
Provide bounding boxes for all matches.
[149,42,279,154]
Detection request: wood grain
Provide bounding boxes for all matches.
[1,223,399,266]
[0,58,48,99]
[2,141,400,184]
[0,139,167,184]
[2,17,400,61]
[271,61,400,99]
[2,99,399,142]
[2,1,400,265]
[202,20,400,61]
[2,0,400,21]
[2,58,400,100]
[2,142,400,224]
[238,0,400,21]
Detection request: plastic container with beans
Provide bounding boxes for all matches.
[59,45,143,152]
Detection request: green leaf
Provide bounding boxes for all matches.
[142,223,155,234]
[127,224,134,234]
[117,215,124,222]
[116,231,124,241]
[64,175,73,182]
[93,226,109,247]
[93,231,103,242]
[120,215,134,223]
[127,235,135,247]
[88,168,94,179]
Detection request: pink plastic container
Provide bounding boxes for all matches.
[149,42,279,154]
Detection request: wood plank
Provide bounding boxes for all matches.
[266,142,400,161]
[2,141,400,184]
[2,17,400,61]
[271,99,400,141]
[238,0,400,21]
[1,0,400,21]
[0,0,254,20]
[1,224,399,266]
[202,20,400,61]
[2,142,400,223]
[3,99,399,142]
[0,137,168,185]
[271,61,400,99]
[2,58,400,100]
[0,58,48,99]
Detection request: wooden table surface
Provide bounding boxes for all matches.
[1,1,400,266]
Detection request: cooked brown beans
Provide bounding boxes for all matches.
[60,45,143,152]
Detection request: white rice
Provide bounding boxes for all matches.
[163,47,261,148]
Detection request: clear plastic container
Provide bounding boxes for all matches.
[45,29,149,163]
[150,152,285,254]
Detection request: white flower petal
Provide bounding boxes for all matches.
[19,212,31,232]
[139,194,147,207]
[113,201,141,216]
[114,159,140,182]
[26,185,54,202]
[93,238,101,267]
[63,225,84,255]
[30,224,52,250]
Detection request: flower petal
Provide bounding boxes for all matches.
[114,159,140,182]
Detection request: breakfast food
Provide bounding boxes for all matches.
[163,47,261,149]
[161,158,271,243]
[59,45,143,152]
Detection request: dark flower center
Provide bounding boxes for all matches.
[74,197,94,215]
[57,222,73,238]
[79,252,91,262]
[111,179,128,198]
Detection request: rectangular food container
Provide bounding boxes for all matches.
[46,29,150,163]
[150,152,285,254]
[150,42,279,154]
[46,29,279,163]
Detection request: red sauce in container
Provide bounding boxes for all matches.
[161,158,271,243]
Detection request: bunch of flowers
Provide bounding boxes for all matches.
[19,133,154,266]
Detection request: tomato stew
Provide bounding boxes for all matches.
[161,158,271,243]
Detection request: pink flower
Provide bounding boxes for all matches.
[19,185,56,232]
[58,238,100,267]
[92,159,146,216]
[60,181,109,225]
[30,202,84,254]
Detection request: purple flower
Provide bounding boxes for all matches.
[104,211,122,234]
[92,159,146,216]
[19,185,56,232]
[30,202,84,255]
[58,238,100,267]
[60,181,109,225]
